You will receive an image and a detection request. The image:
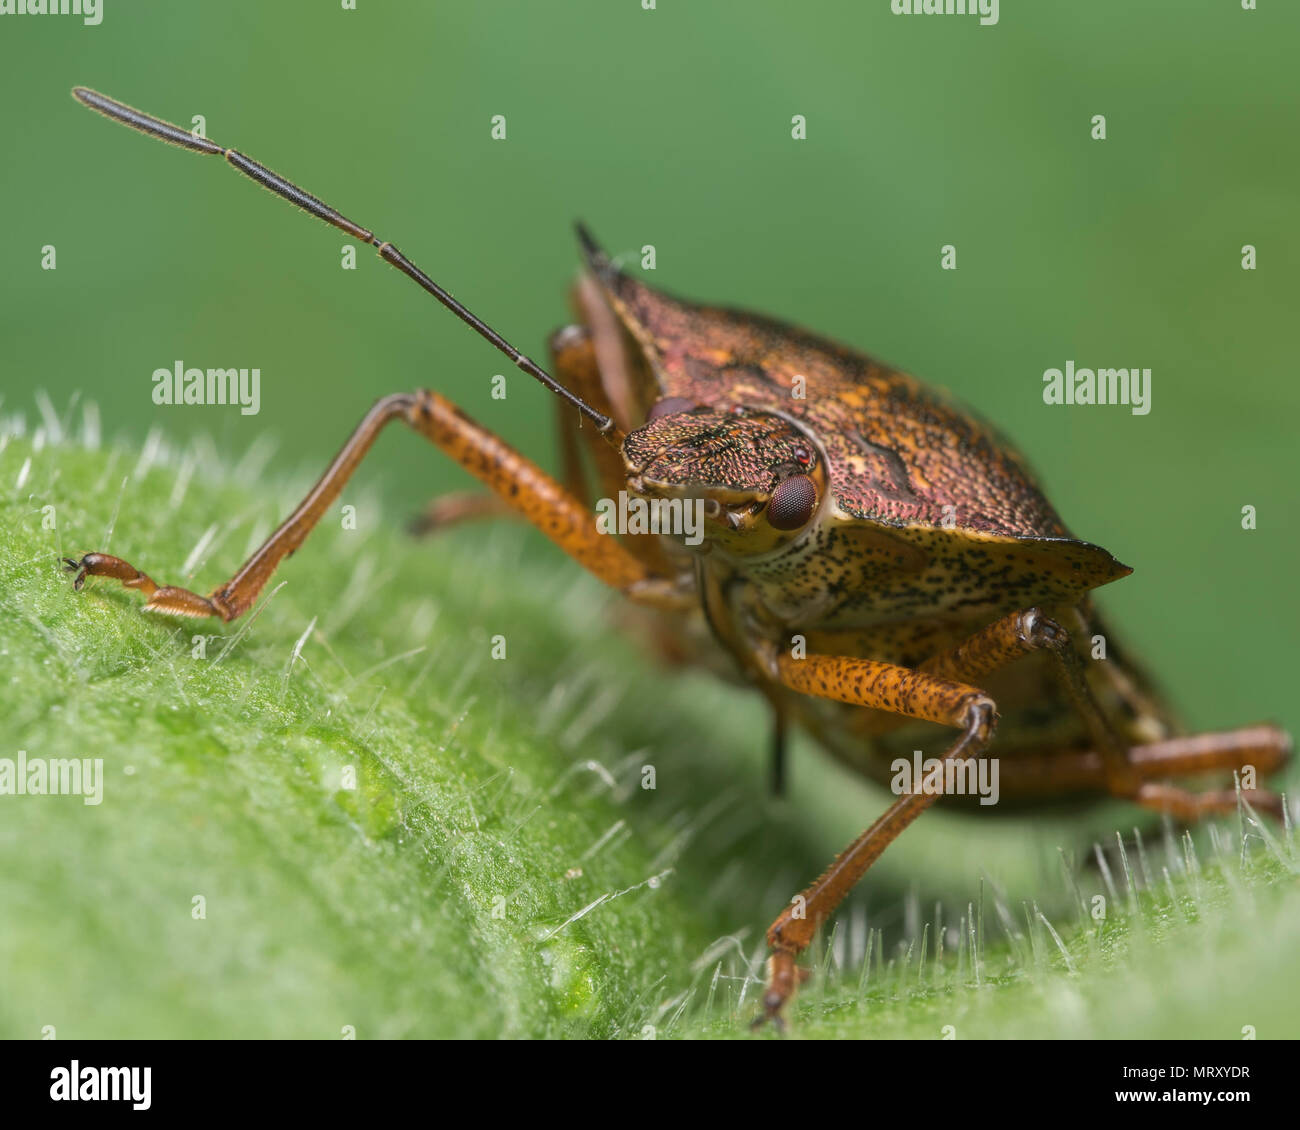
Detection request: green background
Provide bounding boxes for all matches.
[1,1,1297,1039]
[3,0,1296,732]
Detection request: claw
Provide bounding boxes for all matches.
[750,952,809,1033]
[62,556,88,590]
[749,997,788,1035]
[60,551,224,619]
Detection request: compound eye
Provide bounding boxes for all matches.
[646,396,697,421]
[767,474,818,531]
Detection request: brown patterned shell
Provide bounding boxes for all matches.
[580,234,1131,609]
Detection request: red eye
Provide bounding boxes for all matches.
[768,474,817,531]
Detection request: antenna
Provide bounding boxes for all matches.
[72,87,617,435]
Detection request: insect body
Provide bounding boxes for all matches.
[64,89,1292,1030]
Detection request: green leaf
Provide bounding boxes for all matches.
[1,428,1296,1039]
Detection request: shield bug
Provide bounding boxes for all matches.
[64,88,1293,1030]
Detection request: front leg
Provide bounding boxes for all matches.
[65,389,688,621]
[408,327,606,536]
[755,651,998,1030]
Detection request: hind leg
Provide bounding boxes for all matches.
[923,606,1290,816]
[988,724,1291,818]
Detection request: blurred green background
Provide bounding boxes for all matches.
[2,3,1297,775]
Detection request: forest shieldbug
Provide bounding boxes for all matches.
[63,88,1293,1030]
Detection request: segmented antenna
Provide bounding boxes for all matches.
[72,87,617,434]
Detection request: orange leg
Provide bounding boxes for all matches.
[918,605,1064,684]
[831,606,1074,738]
[66,390,689,620]
[409,326,606,536]
[991,725,1290,818]
[922,607,1290,815]
[757,649,997,1029]
[756,610,1291,1028]
[407,490,516,535]
[916,605,1137,792]
[405,326,658,556]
